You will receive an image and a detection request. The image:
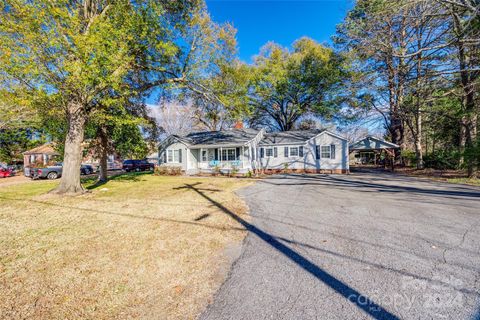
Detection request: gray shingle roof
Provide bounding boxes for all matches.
[350,136,400,150]
[259,129,325,145]
[176,128,260,147]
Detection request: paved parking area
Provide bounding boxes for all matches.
[201,172,480,320]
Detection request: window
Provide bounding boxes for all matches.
[262,147,277,158]
[167,149,182,163]
[221,148,236,161]
[289,147,299,157]
[201,150,208,162]
[321,146,331,159]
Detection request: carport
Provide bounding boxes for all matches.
[349,136,399,170]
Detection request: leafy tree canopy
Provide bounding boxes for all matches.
[248,37,346,131]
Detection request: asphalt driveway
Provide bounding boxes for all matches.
[200,172,480,320]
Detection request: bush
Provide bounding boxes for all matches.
[211,165,221,176]
[245,170,253,178]
[401,149,417,167]
[154,166,182,176]
[423,150,461,170]
[230,165,239,177]
[283,162,289,173]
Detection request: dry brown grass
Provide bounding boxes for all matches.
[0,174,252,319]
[395,167,480,186]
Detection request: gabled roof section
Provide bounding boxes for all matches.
[183,128,260,146]
[23,143,60,155]
[350,136,400,150]
[259,129,325,145]
[160,128,261,150]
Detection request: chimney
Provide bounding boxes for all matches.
[233,121,244,129]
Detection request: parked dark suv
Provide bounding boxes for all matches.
[122,159,154,172]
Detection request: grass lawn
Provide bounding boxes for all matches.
[0,173,252,319]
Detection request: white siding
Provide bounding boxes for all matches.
[259,132,349,171]
[160,142,188,171]
[307,132,349,171]
[159,130,348,174]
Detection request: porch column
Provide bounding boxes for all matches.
[242,146,245,169]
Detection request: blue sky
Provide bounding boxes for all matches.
[206,0,353,63]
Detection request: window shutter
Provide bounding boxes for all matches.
[330,144,336,159]
[284,147,289,157]
[214,148,218,160]
[236,147,240,160]
[299,146,304,157]
[316,146,320,159]
[274,147,278,157]
[178,149,182,162]
[260,148,264,158]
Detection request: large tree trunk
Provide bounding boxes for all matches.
[414,137,424,169]
[453,11,477,177]
[98,126,109,183]
[52,101,86,194]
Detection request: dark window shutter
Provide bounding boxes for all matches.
[236,147,240,159]
[330,145,336,159]
[274,147,278,157]
[299,146,304,157]
[315,146,320,159]
[178,149,182,162]
[284,147,289,157]
[260,148,264,158]
[214,148,218,160]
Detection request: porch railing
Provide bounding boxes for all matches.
[204,160,242,169]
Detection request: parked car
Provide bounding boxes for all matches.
[96,161,122,173]
[31,164,63,180]
[31,163,95,180]
[122,159,154,172]
[81,164,95,175]
[0,166,14,178]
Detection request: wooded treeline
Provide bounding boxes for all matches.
[335,0,479,176]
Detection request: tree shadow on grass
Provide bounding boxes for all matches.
[174,182,400,320]
[86,171,153,190]
[0,194,245,233]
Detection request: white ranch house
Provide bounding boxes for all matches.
[158,128,349,175]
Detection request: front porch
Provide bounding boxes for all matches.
[193,146,251,174]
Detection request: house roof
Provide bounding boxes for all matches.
[160,128,347,150]
[23,143,60,155]
[259,129,326,145]
[350,136,400,150]
[173,128,261,147]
